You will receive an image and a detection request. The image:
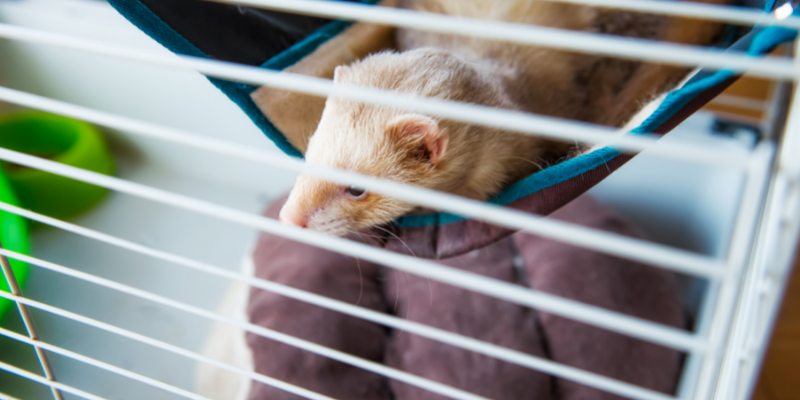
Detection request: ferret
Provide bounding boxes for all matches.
[279,0,729,236]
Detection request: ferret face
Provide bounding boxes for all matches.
[279,49,484,236]
[279,104,448,236]
[278,175,414,236]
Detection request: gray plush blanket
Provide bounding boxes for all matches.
[247,196,685,399]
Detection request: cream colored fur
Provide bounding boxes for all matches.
[278,0,728,236]
[280,48,566,235]
[251,18,396,153]
[396,0,594,120]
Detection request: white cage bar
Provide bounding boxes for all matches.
[0,0,797,399]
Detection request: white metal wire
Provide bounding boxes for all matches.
[0,0,797,399]
[0,174,701,361]
[0,22,757,167]
[208,0,798,79]
[694,143,776,399]
[736,179,800,398]
[0,291,333,400]
[0,329,205,400]
[0,391,23,400]
[0,249,491,400]
[660,142,776,400]
[0,201,676,400]
[544,0,800,29]
[675,285,719,400]
[0,244,61,400]
[0,283,674,400]
[0,86,730,280]
[713,40,800,399]
[0,361,104,400]
[0,146,706,352]
[776,47,800,176]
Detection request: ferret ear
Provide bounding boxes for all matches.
[333,65,349,82]
[386,114,448,165]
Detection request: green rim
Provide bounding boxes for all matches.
[0,111,115,219]
[0,111,114,323]
[0,168,30,323]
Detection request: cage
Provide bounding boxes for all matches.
[0,0,798,399]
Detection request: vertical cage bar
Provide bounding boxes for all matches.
[0,241,62,400]
[693,143,775,400]
[729,34,800,399]
[676,280,719,399]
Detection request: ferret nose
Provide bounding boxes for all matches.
[279,206,308,228]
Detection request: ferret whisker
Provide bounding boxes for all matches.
[344,230,369,307]
[355,257,364,306]
[505,155,546,170]
[354,231,383,240]
[352,246,365,307]
[374,225,416,258]
[373,225,430,307]
[394,270,402,312]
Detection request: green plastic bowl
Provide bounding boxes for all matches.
[0,112,114,219]
[0,111,114,323]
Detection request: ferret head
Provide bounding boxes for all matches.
[279,48,506,236]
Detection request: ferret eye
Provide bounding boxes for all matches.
[345,186,367,199]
